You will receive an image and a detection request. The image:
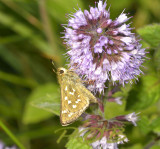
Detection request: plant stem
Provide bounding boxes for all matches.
[0,120,25,149]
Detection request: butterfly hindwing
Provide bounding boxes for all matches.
[60,82,90,126]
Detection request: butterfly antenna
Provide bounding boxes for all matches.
[50,59,57,74]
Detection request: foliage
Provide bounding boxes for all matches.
[0,0,160,149]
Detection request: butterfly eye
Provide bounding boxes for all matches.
[60,70,64,74]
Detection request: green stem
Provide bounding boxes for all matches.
[0,120,25,149]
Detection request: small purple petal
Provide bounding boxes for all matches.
[97,28,103,33]
[107,49,112,54]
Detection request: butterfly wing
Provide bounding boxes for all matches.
[57,67,97,126]
[60,82,92,126]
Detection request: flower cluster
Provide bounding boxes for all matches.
[63,0,146,93]
[78,113,138,149]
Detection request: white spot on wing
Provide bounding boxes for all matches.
[62,110,67,114]
[69,92,74,95]
[77,99,81,102]
[68,112,73,117]
[72,105,77,108]
[72,88,75,92]
[75,99,81,103]
[68,100,72,104]
[65,86,67,91]
[65,96,68,100]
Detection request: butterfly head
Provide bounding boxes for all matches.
[57,67,67,75]
[57,67,68,83]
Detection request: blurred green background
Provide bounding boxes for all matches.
[0,0,160,149]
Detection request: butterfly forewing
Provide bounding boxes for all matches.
[57,67,97,126]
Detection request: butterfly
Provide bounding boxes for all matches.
[57,67,97,126]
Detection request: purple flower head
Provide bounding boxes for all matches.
[63,0,146,93]
[78,114,128,149]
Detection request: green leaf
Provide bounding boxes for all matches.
[0,71,37,88]
[137,24,160,47]
[126,74,160,110]
[154,47,160,72]
[47,0,84,22]
[124,144,143,149]
[0,45,23,73]
[137,116,151,134]
[151,145,160,149]
[0,11,54,56]
[0,120,25,149]
[23,83,60,124]
[31,92,60,116]
[150,117,160,133]
[66,137,92,149]
[112,84,132,99]
[105,100,126,119]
